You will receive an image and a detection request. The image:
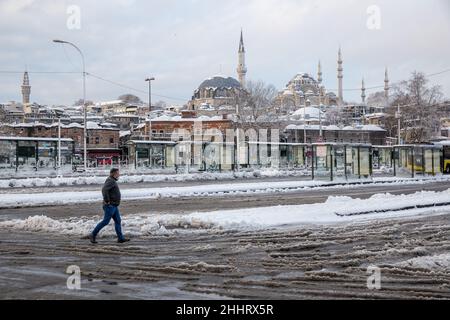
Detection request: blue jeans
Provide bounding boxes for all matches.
[92,205,124,240]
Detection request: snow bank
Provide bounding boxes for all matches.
[0,169,308,189]
[1,189,450,236]
[177,189,450,228]
[1,176,449,209]
[395,254,450,271]
[0,179,328,208]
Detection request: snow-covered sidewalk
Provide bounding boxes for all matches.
[1,189,450,236]
[1,176,449,208]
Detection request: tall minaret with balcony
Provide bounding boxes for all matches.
[361,78,366,104]
[317,60,323,85]
[237,29,247,88]
[21,71,31,113]
[337,47,344,106]
[384,67,390,105]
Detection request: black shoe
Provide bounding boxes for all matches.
[118,238,130,244]
[89,234,98,244]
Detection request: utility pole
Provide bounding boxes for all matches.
[53,40,87,172]
[58,117,61,171]
[145,77,155,141]
[235,103,240,172]
[318,87,323,141]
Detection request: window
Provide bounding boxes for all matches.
[95,137,100,144]
[110,138,114,144]
[443,147,450,159]
[86,137,90,144]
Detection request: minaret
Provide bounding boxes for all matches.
[21,71,31,112]
[384,67,389,104]
[317,60,323,85]
[237,29,247,88]
[361,78,366,104]
[337,47,344,106]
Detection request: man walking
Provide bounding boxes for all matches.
[89,168,130,244]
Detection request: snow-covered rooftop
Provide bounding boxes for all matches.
[97,100,124,106]
[111,114,140,118]
[291,106,324,120]
[7,122,119,131]
[0,136,73,142]
[434,140,450,146]
[285,124,386,132]
[197,76,241,91]
[120,130,131,138]
[148,115,226,122]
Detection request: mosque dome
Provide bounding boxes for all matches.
[198,76,242,90]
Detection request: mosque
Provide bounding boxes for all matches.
[187,30,247,113]
[187,30,390,121]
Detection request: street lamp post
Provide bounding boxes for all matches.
[145,77,155,141]
[58,116,61,173]
[53,39,87,172]
[318,86,323,141]
[395,104,402,145]
[303,93,311,144]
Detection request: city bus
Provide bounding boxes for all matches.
[443,144,450,174]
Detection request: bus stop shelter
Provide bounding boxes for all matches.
[311,143,372,181]
[0,136,74,175]
[126,140,176,170]
[244,142,372,181]
[393,144,442,178]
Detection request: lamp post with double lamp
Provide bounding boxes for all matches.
[57,116,61,175]
[303,92,312,144]
[318,86,324,141]
[145,77,155,140]
[395,104,402,145]
[53,39,87,172]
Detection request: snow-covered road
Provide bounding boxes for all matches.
[1,204,450,299]
[2,189,450,236]
[1,176,449,208]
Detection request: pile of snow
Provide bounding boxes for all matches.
[395,254,450,271]
[0,169,309,189]
[0,213,215,237]
[1,176,450,209]
[0,179,331,208]
[2,190,450,236]
[177,189,450,228]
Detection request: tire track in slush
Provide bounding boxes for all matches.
[1,211,450,299]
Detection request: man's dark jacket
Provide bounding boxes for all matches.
[102,176,121,206]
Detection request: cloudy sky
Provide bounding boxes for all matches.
[0,0,449,106]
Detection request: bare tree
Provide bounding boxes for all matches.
[154,100,167,110]
[118,94,142,104]
[387,71,443,143]
[325,106,350,126]
[236,80,279,129]
[74,99,94,106]
[367,91,387,107]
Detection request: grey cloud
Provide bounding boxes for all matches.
[0,0,448,106]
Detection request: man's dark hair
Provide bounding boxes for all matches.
[110,168,119,175]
